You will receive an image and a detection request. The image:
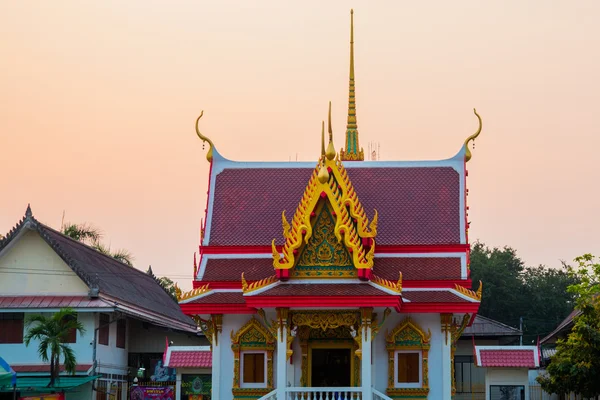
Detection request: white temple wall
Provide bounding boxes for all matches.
[372,312,446,399]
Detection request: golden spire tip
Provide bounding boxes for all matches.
[326,102,336,160]
[321,121,325,156]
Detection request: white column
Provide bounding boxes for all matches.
[276,319,288,400]
[211,330,221,400]
[361,321,372,400]
[175,371,182,400]
[441,331,452,399]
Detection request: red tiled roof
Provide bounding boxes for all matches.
[185,291,246,304]
[402,290,470,303]
[374,258,462,281]
[167,351,212,368]
[477,348,538,368]
[249,283,396,297]
[201,258,273,281]
[0,296,109,309]
[12,364,92,373]
[208,166,460,246]
[199,257,463,282]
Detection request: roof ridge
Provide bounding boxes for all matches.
[475,315,521,332]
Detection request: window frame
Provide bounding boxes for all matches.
[98,313,110,346]
[394,350,422,388]
[0,312,24,344]
[62,313,77,344]
[116,318,126,349]
[240,350,268,388]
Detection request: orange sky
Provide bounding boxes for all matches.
[1,1,598,290]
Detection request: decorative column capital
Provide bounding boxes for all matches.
[441,313,453,345]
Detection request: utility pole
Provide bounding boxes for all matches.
[519,317,523,346]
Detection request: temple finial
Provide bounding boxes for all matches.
[326,101,336,160]
[25,204,32,218]
[321,121,325,157]
[464,109,483,162]
[195,111,215,162]
[341,9,364,161]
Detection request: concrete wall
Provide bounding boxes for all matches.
[0,230,89,295]
[485,368,529,400]
[0,312,96,366]
[128,319,208,353]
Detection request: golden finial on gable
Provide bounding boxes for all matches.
[476,280,483,299]
[282,211,290,238]
[195,111,216,162]
[326,102,336,161]
[321,121,326,157]
[464,108,482,162]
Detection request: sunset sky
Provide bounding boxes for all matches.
[1,1,598,290]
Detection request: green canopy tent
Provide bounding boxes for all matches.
[0,357,16,388]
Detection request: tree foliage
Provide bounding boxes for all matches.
[62,222,134,266]
[158,277,178,299]
[537,254,600,397]
[470,241,577,343]
[23,308,86,387]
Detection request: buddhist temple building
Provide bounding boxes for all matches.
[178,10,484,400]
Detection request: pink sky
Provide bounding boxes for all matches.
[1,1,598,290]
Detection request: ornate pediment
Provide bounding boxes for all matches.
[272,105,377,276]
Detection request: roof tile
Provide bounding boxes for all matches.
[478,349,537,368]
[167,351,212,368]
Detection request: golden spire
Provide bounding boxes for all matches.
[340,9,364,161]
[326,101,336,160]
[321,121,326,157]
[464,108,483,162]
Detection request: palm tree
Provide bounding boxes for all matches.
[61,222,134,266]
[61,222,102,244]
[24,308,86,387]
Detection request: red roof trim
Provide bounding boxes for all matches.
[199,244,469,255]
[244,295,402,311]
[401,302,480,313]
[180,303,256,315]
[194,279,473,290]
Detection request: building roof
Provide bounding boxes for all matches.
[11,364,93,374]
[475,346,539,368]
[0,207,197,332]
[0,296,110,310]
[198,256,464,283]
[540,309,580,344]
[164,346,212,368]
[206,162,463,247]
[463,315,522,337]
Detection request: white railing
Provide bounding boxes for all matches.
[257,390,278,400]
[286,387,362,400]
[372,388,393,400]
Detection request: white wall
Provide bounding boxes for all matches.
[485,368,529,400]
[0,230,90,295]
[0,312,96,367]
[372,312,446,398]
[95,313,128,375]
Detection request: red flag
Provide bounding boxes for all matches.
[537,335,541,365]
[162,336,169,364]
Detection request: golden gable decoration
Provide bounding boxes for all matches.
[272,103,377,273]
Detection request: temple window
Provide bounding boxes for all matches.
[241,351,267,387]
[231,317,275,398]
[386,317,431,398]
[395,351,421,386]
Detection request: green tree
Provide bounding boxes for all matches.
[470,241,577,342]
[537,254,600,397]
[24,308,86,387]
[158,277,178,298]
[62,222,134,266]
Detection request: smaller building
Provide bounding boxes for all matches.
[474,346,540,400]
[164,345,212,400]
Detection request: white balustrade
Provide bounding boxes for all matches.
[286,387,362,400]
[257,390,278,400]
[371,388,393,400]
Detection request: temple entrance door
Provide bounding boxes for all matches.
[310,347,352,387]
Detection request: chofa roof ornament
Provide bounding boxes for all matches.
[195,111,215,162]
[464,108,483,162]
